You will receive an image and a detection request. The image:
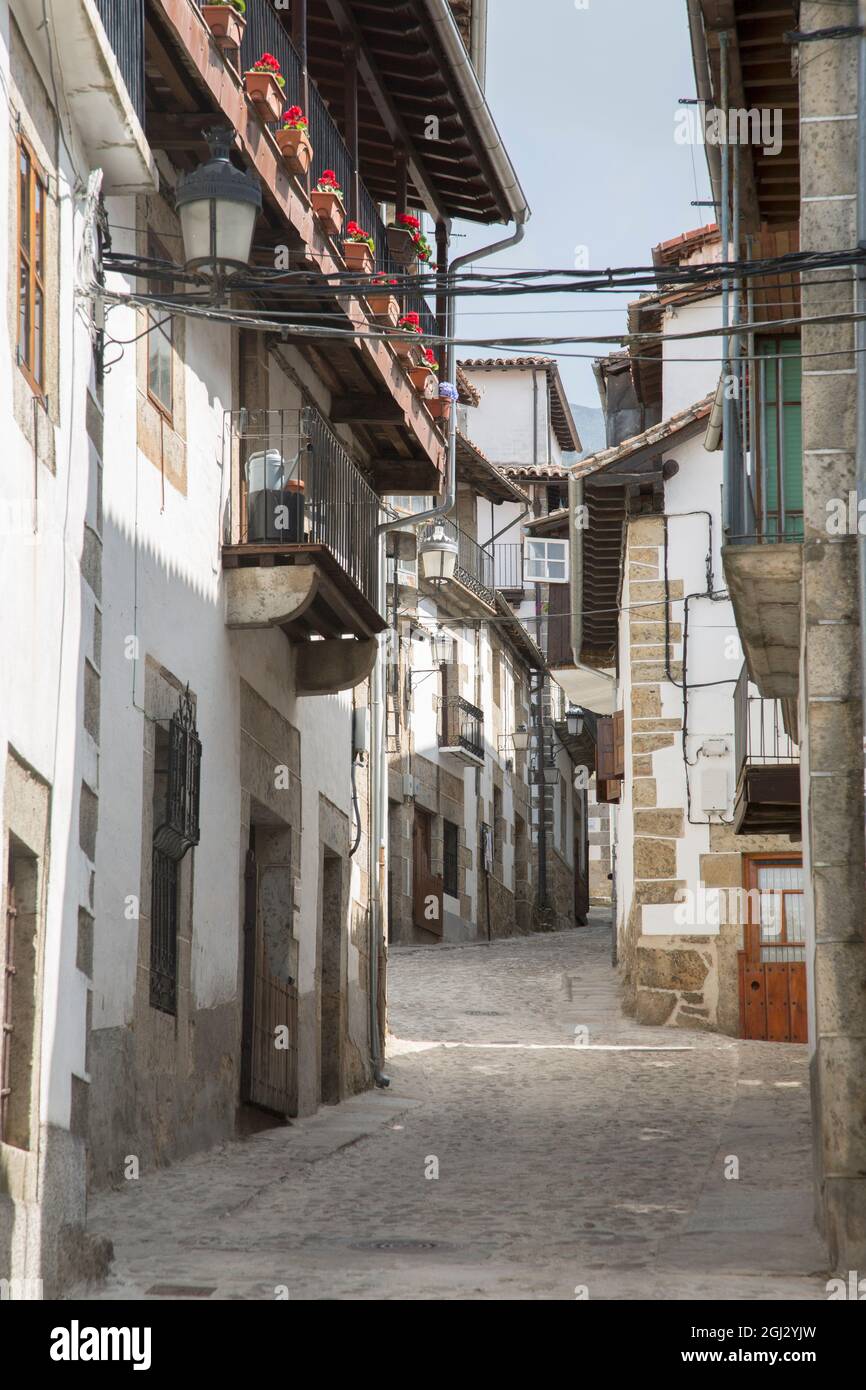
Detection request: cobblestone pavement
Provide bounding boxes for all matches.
[72,916,829,1301]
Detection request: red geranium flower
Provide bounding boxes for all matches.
[398,213,421,230]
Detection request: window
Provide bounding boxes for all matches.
[524,538,568,584]
[150,687,201,1014]
[443,820,459,898]
[752,338,802,541]
[17,137,46,392]
[147,235,173,417]
[1,839,38,1150]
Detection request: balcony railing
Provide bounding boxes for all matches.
[733,665,798,776]
[733,665,800,834]
[727,340,803,545]
[493,542,524,592]
[438,697,484,764]
[224,406,381,613]
[95,0,146,124]
[193,0,437,340]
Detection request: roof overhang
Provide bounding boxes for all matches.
[307,0,528,224]
[549,665,617,717]
[456,433,530,504]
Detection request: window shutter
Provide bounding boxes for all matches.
[596,717,616,781]
[612,710,625,779]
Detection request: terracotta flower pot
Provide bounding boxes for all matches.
[387,225,419,266]
[275,126,313,176]
[427,397,452,422]
[343,241,374,275]
[243,70,284,124]
[410,366,438,398]
[367,293,401,326]
[391,334,422,368]
[311,190,345,239]
[202,4,246,51]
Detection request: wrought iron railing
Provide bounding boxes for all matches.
[493,542,524,591]
[193,0,437,338]
[438,696,484,762]
[733,665,798,778]
[224,407,382,614]
[95,0,146,124]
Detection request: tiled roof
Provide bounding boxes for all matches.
[458,357,582,452]
[456,365,480,407]
[570,393,716,480]
[499,462,572,481]
[652,223,720,268]
[456,432,530,504]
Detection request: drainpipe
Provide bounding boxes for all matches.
[368,211,530,1087]
[720,31,733,538]
[470,0,488,90]
[856,24,866,738]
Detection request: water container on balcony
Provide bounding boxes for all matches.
[245,448,305,543]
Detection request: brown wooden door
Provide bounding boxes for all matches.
[241,831,298,1115]
[574,790,589,925]
[738,855,807,1043]
[413,810,443,936]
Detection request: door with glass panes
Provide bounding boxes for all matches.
[738,855,806,1043]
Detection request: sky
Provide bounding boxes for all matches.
[454,0,713,408]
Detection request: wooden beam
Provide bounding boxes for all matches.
[332,396,406,425]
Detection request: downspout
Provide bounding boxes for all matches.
[719,31,733,538]
[687,0,722,212]
[856,23,866,748]
[368,210,530,1087]
[470,0,488,91]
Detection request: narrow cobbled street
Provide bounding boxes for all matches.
[74,920,827,1302]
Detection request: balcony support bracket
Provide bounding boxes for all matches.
[295,638,378,694]
[225,566,319,630]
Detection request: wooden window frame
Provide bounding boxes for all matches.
[524,538,569,585]
[16,135,47,397]
[146,232,174,423]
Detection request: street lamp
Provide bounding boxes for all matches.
[429,629,455,665]
[176,128,262,277]
[418,523,458,582]
[512,724,531,753]
[566,707,584,738]
[543,764,560,788]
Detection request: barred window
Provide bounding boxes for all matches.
[17,137,46,393]
[443,820,459,899]
[150,687,201,1015]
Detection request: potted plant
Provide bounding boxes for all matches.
[275,106,312,175]
[202,0,247,50]
[410,346,439,397]
[387,212,421,265]
[390,311,423,367]
[367,275,401,326]
[311,170,345,238]
[414,232,436,270]
[343,221,375,275]
[243,53,285,124]
[429,379,458,423]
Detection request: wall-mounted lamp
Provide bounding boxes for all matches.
[542,764,561,789]
[176,128,262,278]
[418,523,458,582]
[566,707,584,738]
[409,627,454,688]
[497,724,531,757]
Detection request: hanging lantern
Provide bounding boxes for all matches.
[176,128,262,276]
[566,707,584,738]
[418,523,458,582]
[430,629,455,665]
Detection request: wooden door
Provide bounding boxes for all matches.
[738,855,807,1043]
[574,790,589,925]
[412,810,443,936]
[241,830,298,1115]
